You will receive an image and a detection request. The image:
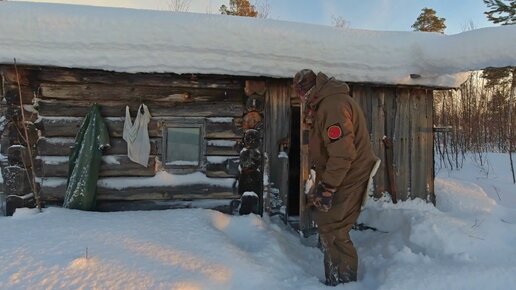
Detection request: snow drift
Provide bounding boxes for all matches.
[1,2,515,88]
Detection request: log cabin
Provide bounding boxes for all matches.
[1,2,515,230]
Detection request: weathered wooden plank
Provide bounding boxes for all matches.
[353,85,370,125]
[205,156,239,178]
[371,87,387,195]
[264,81,291,194]
[423,89,432,200]
[35,155,157,177]
[205,117,243,139]
[205,139,240,156]
[37,137,161,156]
[424,89,435,203]
[401,88,435,202]
[384,87,397,142]
[394,88,411,201]
[35,67,243,90]
[299,100,312,232]
[353,85,392,197]
[38,177,236,201]
[409,90,421,200]
[39,83,242,102]
[352,86,376,195]
[412,89,435,202]
[35,117,161,138]
[365,87,373,132]
[36,99,244,118]
[418,89,430,202]
[383,88,397,196]
[381,88,398,198]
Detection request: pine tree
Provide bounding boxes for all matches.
[220,0,258,17]
[411,7,446,33]
[483,0,516,25]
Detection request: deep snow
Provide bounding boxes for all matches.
[1,2,516,88]
[1,153,516,289]
[1,3,516,287]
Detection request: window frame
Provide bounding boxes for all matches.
[161,118,205,171]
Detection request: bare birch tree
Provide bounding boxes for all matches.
[167,0,191,12]
[331,15,350,29]
[254,0,270,18]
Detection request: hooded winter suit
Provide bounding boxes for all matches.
[305,72,378,284]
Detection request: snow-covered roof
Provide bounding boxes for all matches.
[1,2,515,88]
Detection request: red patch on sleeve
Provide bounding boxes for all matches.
[327,124,343,140]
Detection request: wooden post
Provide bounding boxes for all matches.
[278,151,289,223]
[299,110,313,234]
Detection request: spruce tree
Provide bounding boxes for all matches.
[483,0,515,25]
[412,7,446,33]
[482,0,514,89]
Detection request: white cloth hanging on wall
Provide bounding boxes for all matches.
[123,104,151,167]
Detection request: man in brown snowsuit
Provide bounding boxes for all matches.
[293,69,378,286]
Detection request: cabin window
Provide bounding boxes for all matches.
[163,124,203,168]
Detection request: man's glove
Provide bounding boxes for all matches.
[310,182,337,212]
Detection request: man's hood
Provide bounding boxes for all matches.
[308,72,350,106]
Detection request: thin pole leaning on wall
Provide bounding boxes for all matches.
[14,58,41,210]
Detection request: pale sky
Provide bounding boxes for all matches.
[11,0,498,34]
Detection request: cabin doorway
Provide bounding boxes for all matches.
[288,106,301,217]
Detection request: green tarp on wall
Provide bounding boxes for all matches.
[63,104,110,210]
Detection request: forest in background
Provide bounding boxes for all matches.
[409,1,516,181]
[434,68,516,177]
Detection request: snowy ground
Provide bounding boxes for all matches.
[1,153,516,290]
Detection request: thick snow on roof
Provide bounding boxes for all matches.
[1,2,515,88]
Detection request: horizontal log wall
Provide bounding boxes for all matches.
[36,99,244,117]
[1,65,245,203]
[94,199,236,212]
[206,139,240,156]
[36,137,161,156]
[35,155,157,177]
[38,178,238,201]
